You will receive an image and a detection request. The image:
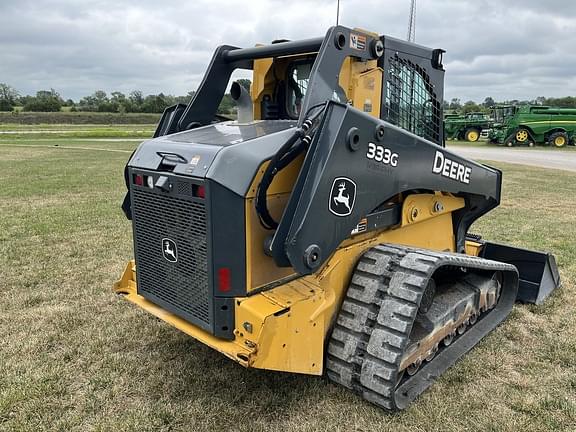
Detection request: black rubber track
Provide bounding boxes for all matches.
[326,244,519,411]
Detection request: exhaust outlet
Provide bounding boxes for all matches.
[231,81,253,123]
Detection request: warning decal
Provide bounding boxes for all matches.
[350,33,367,50]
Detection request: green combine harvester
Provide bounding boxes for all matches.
[444,112,492,142]
[489,105,576,147]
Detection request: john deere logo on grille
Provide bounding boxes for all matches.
[162,238,178,263]
[329,177,356,217]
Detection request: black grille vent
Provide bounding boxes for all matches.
[176,180,192,196]
[384,54,442,144]
[132,184,211,328]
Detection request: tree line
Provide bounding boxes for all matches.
[1,82,575,114]
[0,80,251,114]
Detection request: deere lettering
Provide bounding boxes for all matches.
[432,151,471,184]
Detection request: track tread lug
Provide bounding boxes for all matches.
[326,243,518,412]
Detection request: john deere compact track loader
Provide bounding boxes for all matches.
[114,26,560,410]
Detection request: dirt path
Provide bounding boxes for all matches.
[450,146,576,172]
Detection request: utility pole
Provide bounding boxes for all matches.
[407,0,416,42]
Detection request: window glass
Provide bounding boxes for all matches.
[287,61,312,118]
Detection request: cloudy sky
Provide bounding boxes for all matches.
[1,0,575,102]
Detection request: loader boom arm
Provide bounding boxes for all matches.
[271,101,502,274]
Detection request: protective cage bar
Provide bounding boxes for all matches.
[223,37,324,62]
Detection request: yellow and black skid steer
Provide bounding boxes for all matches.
[114,26,560,410]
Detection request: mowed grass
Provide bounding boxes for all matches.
[0,124,156,139]
[0,136,575,432]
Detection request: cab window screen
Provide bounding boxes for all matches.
[385,54,441,144]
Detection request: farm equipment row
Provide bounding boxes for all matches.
[489,105,576,147]
[444,112,492,142]
[445,105,576,147]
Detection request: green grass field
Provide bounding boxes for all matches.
[1,132,575,431]
[0,123,156,139]
[0,111,161,125]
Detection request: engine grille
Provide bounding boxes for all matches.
[131,180,211,329]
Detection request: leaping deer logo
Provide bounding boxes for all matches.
[333,182,351,212]
[329,177,356,217]
[162,238,178,262]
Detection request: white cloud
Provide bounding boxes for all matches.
[0,0,574,101]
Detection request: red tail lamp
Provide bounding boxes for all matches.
[134,174,144,186]
[193,185,206,198]
[218,267,231,292]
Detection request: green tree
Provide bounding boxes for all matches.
[94,90,115,112]
[77,94,98,111]
[535,96,546,106]
[462,100,483,114]
[141,93,169,113]
[128,90,144,112]
[78,90,115,112]
[448,98,461,111]
[23,89,63,112]
[110,91,127,112]
[482,97,495,108]
[0,83,19,111]
[218,94,235,114]
[236,78,252,92]
[174,91,195,105]
[545,96,576,108]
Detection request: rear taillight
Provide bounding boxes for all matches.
[193,185,205,199]
[218,267,231,292]
[133,174,155,188]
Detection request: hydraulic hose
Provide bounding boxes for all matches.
[255,103,327,229]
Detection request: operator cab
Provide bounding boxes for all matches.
[153,29,444,147]
[490,105,516,124]
[255,54,318,120]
